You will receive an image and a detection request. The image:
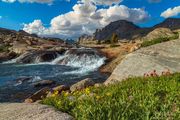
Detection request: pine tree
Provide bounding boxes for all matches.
[111,33,118,44]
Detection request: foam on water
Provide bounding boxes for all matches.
[3,48,106,74]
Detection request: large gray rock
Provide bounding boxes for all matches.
[0,103,74,120]
[105,39,180,85]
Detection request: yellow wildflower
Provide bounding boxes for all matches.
[106,92,111,96]
[85,88,90,94]
[51,94,56,97]
[54,90,59,95]
[64,92,69,97]
[96,96,100,100]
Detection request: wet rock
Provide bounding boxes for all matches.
[0,51,17,62]
[16,77,32,83]
[15,50,62,64]
[33,80,55,87]
[70,78,95,92]
[14,77,32,86]
[24,87,50,103]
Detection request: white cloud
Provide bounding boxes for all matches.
[80,0,123,6]
[23,20,49,35]
[23,1,150,39]
[2,0,54,4]
[161,6,180,18]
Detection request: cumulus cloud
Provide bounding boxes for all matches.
[80,0,123,6]
[23,1,150,39]
[161,6,180,18]
[23,20,49,35]
[2,0,54,4]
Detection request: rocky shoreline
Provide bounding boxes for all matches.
[24,78,101,103]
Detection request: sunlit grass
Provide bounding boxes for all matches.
[42,73,180,120]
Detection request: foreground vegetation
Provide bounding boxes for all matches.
[141,33,179,47]
[0,45,9,52]
[43,73,180,120]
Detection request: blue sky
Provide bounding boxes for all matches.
[0,0,179,38]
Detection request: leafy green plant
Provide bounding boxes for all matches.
[42,73,180,120]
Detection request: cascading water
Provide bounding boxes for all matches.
[3,48,106,74]
[0,48,108,102]
[51,49,106,74]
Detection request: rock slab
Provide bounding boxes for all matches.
[105,39,180,85]
[0,103,74,120]
[70,78,95,92]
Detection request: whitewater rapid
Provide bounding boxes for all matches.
[3,48,106,74]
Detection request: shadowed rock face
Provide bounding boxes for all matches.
[94,20,141,40]
[105,39,180,85]
[14,50,64,64]
[154,18,180,30]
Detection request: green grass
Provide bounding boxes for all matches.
[42,73,180,120]
[0,45,9,52]
[141,33,179,47]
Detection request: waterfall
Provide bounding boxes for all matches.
[51,48,106,73]
[3,48,106,74]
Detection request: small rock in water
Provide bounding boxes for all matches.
[70,78,95,92]
[24,87,50,103]
[33,80,56,87]
[14,77,32,86]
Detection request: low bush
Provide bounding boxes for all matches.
[42,73,180,120]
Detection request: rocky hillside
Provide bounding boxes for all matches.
[94,20,142,40]
[105,38,180,85]
[0,28,69,62]
[153,18,180,30]
[142,28,177,41]
[78,18,180,44]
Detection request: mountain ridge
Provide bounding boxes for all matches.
[78,18,180,43]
